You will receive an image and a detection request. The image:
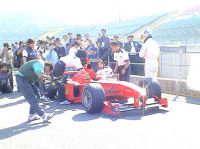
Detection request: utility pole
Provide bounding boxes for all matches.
[118,0,121,22]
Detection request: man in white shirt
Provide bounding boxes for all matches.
[139,30,160,82]
[111,42,131,82]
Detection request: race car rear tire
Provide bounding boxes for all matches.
[82,83,105,114]
[146,82,161,99]
[139,79,161,99]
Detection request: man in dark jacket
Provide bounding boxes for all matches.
[23,39,38,64]
[96,29,110,64]
[124,35,144,75]
[124,35,142,53]
[54,38,66,59]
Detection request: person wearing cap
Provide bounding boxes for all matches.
[113,35,123,48]
[15,60,55,122]
[124,35,142,75]
[139,30,160,81]
[96,29,110,64]
[23,39,39,64]
[111,42,131,82]
[124,35,142,54]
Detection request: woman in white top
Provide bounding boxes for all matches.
[96,59,113,80]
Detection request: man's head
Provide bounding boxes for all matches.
[73,41,81,49]
[85,33,90,40]
[49,43,55,50]
[109,39,114,43]
[76,34,81,40]
[141,30,152,43]
[101,29,106,37]
[44,61,54,75]
[19,41,24,48]
[114,35,119,41]
[127,35,134,42]
[40,41,46,49]
[63,35,68,41]
[110,41,120,52]
[87,39,93,45]
[27,39,35,49]
[46,36,50,41]
[3,43,9,49]
[68,32,73,39]
[55,38,61,46]
[66,43,71,49]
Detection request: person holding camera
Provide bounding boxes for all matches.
[0,43,14,90]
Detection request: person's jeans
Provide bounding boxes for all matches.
[16,75,44,116]
[118,65,131,82]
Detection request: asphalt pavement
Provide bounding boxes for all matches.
[0,88,200,149]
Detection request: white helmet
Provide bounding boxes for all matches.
[142,30,152,38]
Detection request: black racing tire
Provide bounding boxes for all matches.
[146,82,161,99]
[82,83,105,114]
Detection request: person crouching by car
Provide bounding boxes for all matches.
[15,60,55,122]
[0,64,13,94]
[96,59,113,80]
[110,42,131,82]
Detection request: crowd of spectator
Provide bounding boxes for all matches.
[0,29,143,94]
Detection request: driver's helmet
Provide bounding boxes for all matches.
[141,30,152,43]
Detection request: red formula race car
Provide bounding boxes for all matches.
[56,66,168,115]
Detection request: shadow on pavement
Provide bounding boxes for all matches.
[73,113,103,122]
[0,99,25,109]
[0,121,49,140]
[42,102,84,116]
[72,106,169,122]
[0,90,22,99]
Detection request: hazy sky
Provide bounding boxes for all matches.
[0,0,200,25]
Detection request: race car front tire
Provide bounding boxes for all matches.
[82,83,105,114]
